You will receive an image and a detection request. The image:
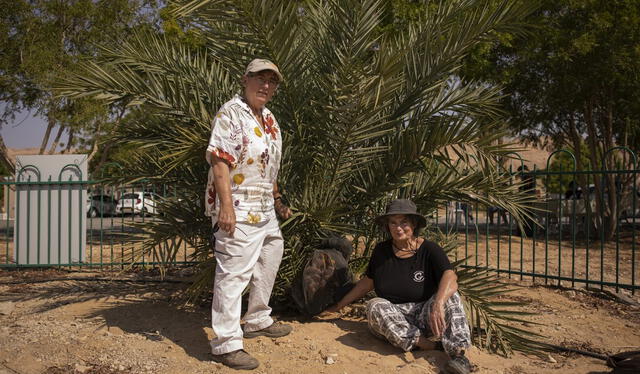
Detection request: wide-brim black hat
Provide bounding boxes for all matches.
[374,199,426,230]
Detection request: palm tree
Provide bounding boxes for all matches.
[56,0,546,355]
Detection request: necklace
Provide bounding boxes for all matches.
[392,238,419,254]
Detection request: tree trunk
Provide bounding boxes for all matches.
[91,105,127,173]
[63,128,75,153]
[39,116,56,154]
[47,125,65,154]
[0,136,15,175]
[602,97,618,241]
[86,120,103,164]
[583,96,617,241]
[584,98,605,239]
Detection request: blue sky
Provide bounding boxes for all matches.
[1,107,67,149]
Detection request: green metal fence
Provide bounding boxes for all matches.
[439,148,638,294]
[1,163,195,269]
[1,150,638,295]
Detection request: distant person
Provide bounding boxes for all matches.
[322,199,473,374]
[516,165,537,237]
[205,58,292,370]
[565,180,581,200]
[488,206,508,225]
[460,202,474,223]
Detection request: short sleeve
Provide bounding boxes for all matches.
[365,242,385,279]
[427,242,453,282]
[206,109,242,168]
[365,258,375,279]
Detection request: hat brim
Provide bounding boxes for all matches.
[247,68,283,82]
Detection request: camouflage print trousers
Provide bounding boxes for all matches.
[365,292,471,356]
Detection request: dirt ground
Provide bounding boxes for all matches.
[0,270,639,374]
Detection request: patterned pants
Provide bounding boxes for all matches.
[366,292,471,356]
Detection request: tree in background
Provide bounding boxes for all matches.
[463,0,640,240]
[543,145,592,195]
[57,0,547,355]
[0,0,161,172]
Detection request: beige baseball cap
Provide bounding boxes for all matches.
[244,58,283,82]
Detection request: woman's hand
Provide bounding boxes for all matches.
[217,204,236,235]
[430,269,458,338]
[429,301,446,338]
[274,198,292,219]
[316,277,374,321]
[324,304,341,313]
[211,154,235,235]
[316,305,342,320]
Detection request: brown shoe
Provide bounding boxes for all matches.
[212,349,259,370]
[244,322,292,338]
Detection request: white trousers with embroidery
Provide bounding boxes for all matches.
[210,218,284,355]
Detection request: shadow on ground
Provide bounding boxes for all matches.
[1,277,214,362]
[329,318,450,370]
[87,298,212,362]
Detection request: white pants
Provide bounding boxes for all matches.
[210,218,284,354]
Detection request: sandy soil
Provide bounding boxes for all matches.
[1,270,639,374]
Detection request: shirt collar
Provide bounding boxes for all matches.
[232,94,272,118]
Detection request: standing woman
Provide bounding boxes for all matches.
[205,59,292,370]
[324,199,473,374]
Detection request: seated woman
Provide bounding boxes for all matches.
[323,199,473,374]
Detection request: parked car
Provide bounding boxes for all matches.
[115,192,161,217]
[86,194,118,218]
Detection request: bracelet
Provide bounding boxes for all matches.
[274,196,282,201]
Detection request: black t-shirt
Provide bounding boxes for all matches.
[365,239,453,304]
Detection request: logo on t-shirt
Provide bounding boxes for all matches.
[412,270,425,283]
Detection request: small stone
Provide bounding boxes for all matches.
[547,354,557,363]
[321,351,338,365]
[118,365,125,371]
[74,364,91,373]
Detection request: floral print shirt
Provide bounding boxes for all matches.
[205,94,282,223]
